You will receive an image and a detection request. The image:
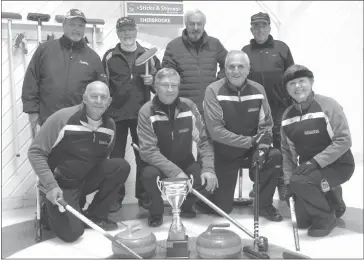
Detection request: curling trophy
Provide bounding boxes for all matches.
[157,175,194,258]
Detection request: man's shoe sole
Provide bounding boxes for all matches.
[307,218,336,237]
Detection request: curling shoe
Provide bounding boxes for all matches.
[308,213,336,237]
[259,205,283,222]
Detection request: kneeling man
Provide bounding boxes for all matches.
[203,50,283,221]
[28,81,131,242]
[138,68,218,227]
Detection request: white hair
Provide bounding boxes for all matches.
[184,9,206,26]
[225,50,250,68]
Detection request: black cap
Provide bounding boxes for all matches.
[116,17,136,30]
[65,9,86,23]
[251,12,270,25]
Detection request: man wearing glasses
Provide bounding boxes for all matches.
[137,68,217,227]
[102,17,161,212]
[242,12,295,199]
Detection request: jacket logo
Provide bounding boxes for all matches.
[79,60,89,66]
[304,129,319,135]
[179,128,189,133]
[248,107,259,112]
[99,140,109,145]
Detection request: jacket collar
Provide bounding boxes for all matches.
[152,96,181,114]
[59,34,86,50]
[225,78,249,93]
[181,29,209,47]
[292,91,315,112]
[250,34,274,49]
[111,41,145,58]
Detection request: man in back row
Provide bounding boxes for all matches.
[162,9,228,114]
[242,12,295,198]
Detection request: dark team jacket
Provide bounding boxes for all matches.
[28,104,116,192]
[22,35,107,125]
[203,78,273,161]
[242,35,294,124]
[162,29,228,112]
[102,42,161,122]
[137,96,215,178]
[281,92,354,184]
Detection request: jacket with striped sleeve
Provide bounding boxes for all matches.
[137,96,215,178]
[203,78,273,161]
[280,92,355,185]
[28,104,116,192]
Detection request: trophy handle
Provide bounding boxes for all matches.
[188,174,194,193]
[156,175,163,194]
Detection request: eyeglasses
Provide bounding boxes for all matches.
[159,83,179,90]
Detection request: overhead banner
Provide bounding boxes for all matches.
[125,1,184,26]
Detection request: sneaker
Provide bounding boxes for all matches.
[148,215,163,227]
[259,205,283,222]
[308,214,336,237]
[180,208,197,218]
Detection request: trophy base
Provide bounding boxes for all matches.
[166,235,190,258]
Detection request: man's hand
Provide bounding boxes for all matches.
[28,113,39,136]
[251,131,270,147]
[293,159,319,176]
[176,172,189,179]
[46,186,63,205]
[200,172,219,193]
[141,74,153,85]
[252,147,269,170]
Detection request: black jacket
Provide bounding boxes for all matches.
[242,35,294,124]
[162,29,227,112]
[22,35,107,125]
[102,42,161,122]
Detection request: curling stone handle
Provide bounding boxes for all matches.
[207,223,230,232]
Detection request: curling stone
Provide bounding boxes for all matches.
[112,224,156,258]
[196,223,242,259]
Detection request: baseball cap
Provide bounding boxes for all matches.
[116,17,136,30]
[251,12,270,25]
[65,9,87,23]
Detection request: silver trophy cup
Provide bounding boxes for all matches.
[157,175,194,258]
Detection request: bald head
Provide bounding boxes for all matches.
[225,50,251,87]
[85,81,110,96]
[83,81,111,120]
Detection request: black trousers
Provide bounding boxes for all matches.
[110,119,144,200]
[141,161,209,216]
[290,158,354,223]
[45,158,130,242]
[213,148,282,213]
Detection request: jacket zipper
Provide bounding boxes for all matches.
[65,43,74,93]
[299,104,303,121]
[168,106,175,140]
[260,49,265,87]
[238,90,241,102]
[156,109,175,140]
